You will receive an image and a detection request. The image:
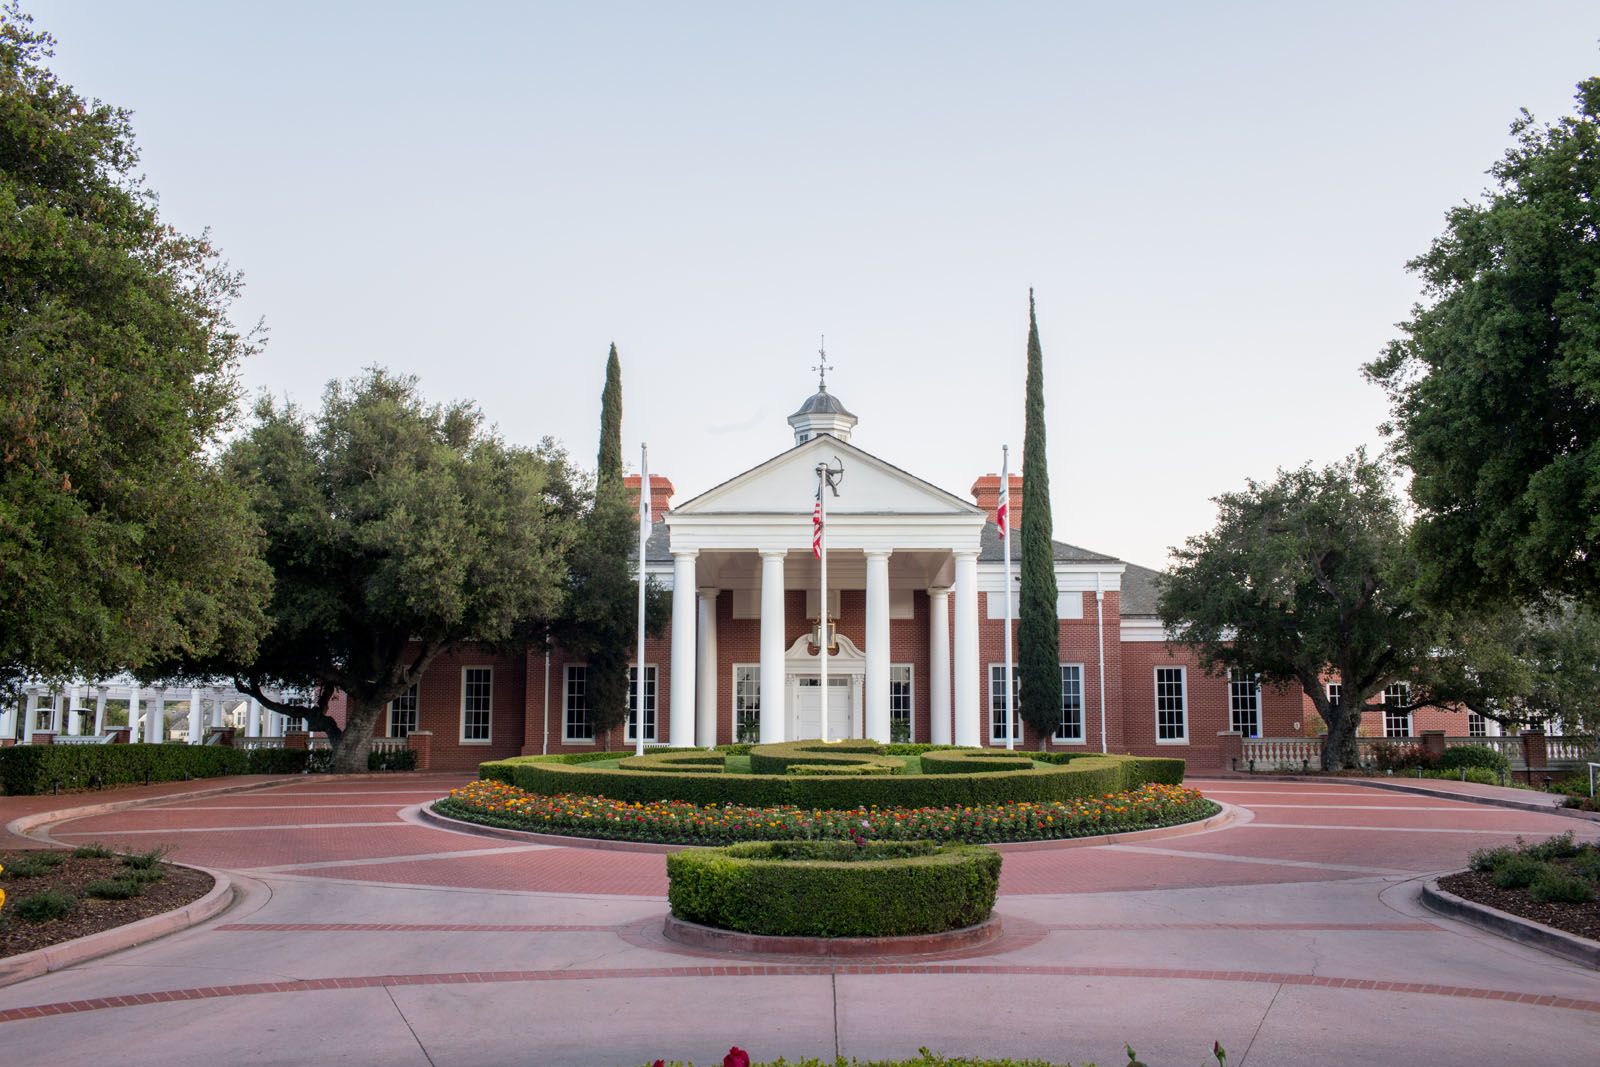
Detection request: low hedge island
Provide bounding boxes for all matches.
[666,839,1001,938]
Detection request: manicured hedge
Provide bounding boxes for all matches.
[667,839,1000,937]
[0,743,316,795]
[746,739,903,776]
[480,748,1185,810]
[918,749,1036,774]
[617,751,726,774]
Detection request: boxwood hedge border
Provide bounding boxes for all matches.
[480,743,1183,810]
[0,743,317,796]
[666,839,1001,937]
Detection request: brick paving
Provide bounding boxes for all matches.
[2,774,1598,1065]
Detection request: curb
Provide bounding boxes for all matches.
[417,798,1233,854]
[1419,873,1600,971]
[5,778,309,847]
[662,912,1003,957]
[1192,773,1596,821]
[0,866,235,989]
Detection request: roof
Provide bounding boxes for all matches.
[789,387,855,419]
[976,520,1120,565]
[1117,561,1164,616]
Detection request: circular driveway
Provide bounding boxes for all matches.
[2,774,1597,1066]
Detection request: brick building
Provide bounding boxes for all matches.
[372,379,1474,771]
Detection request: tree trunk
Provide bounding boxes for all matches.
[1322,702,1361,770]
[330,695,382,774]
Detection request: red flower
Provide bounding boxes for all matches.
[724,1048,750,1067]
[653,1061,665,1067]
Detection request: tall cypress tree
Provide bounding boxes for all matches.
[597,343,623,489]
[1017,291,1060,745]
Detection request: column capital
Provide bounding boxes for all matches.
[672,548,699,561]
[953,549,980,562]
[758,547,788,560]
[697,586,720,599]
[864,548,893,561]
[927,585,952,598]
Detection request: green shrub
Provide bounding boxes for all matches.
[747,740,903,776]
[1492,855,1550,889]
[1570,847,1600,882]
[1440,745,1511,773]
[84,878,144,900]
[1530,868,1595,904]
[1368,741,1436,771]
[1524,831,1580,861]
[121,846,170,871]
[71,842,116,859]
[479,750,1181,810]
[1468,844,1516,872]
[367,747,419,772]
[667,839,1000,938]
[13,888,76,921]
[919,749,1036,775]
[2,852,65,878]
[0,742,325,794]
[618,751,726,774]
[787,763,895,776]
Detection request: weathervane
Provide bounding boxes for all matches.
[812,335,832,391]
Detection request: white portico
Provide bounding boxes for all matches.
[662,384,988,747]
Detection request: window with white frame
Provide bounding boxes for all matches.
[388,683,418,738]
[1326,682,1341,711]
[988,664,1022,744]
[1229,669,1260,737]
[461,668,492,743]
[564,664,593,742]
[1468,710,1487,738]
[734,665,760,743]
[626,665,657,743]
[890,664,913,742]
[1383,684,1411,738]
[1155,666,1187,742]
[1056,664,1084,742]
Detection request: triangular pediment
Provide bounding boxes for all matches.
[671,434,982,517]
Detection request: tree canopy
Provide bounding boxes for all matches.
[1366,76,1600,610]
[0,5,269,689]
[1157,453,1433,769]
[210,369,580,772]
[1017,291,1060,745]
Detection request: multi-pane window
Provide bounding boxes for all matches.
[890,664,913,742]
[1056,664,1083,742]
[1383,684,1411,738]
[1155,667,1187,742]
[461,668,492,742]
[564,665,592,742]
[1229,670,1260,737]
[989,665,1022,744]
[626,665,657,743]
[734,665,760,743]
[388,683,418,737]
[1326,683,1341,711]
[1468,711,1487,738]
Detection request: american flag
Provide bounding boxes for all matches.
[812,482,823,559]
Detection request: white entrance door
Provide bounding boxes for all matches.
[794,676,852,740]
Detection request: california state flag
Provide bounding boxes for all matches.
[997,453,1010,537]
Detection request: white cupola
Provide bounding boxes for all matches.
[787,353,857,445]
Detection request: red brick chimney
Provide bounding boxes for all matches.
[624,474,674,516]
[970,473,1022,529]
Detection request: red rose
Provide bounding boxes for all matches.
[724,1048,750,1067]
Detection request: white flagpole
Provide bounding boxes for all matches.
[818,468,830,743]
[635,443,649,757]
[1002,445,1015,751]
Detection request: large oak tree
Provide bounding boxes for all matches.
[1366,77,1600,611]
[1157,453,1435,769]
[215,369,580,772]
[1,5,269,691]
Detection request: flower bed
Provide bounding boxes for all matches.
[433,780,1217,845]
[666,839,1001,937]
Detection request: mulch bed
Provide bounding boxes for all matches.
[0,849,214,960]
[1437,867,1600,943]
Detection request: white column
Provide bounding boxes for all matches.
[188,686,204,744]
[696,587,719,747]
[0,695,12,741]
[247,698,262,738]
[127,687,141,742]
[928,586,952,745]
[953,550,981,747]
[48,692,63,734]
[759,549,787,743]
[669,550,698,748]
[146,688,166,743]
[864,549,892,742]
[67,686,84,736]
[210,691,225,729]
[22,689,38,743]
[93,687,108,735]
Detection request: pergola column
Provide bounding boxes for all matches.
[668,550,698,747]
[67,686,84,736]
[928,585,952,745]
[145,688,166,743]
[188,686,204,744]
[953,550,981,747]
[759,549,787,743]
[696,587,719,747]
[93,687,108,736]
[22,689,39,744]
[864,549,892,742]
[210,691,226,729]
[247,698,262,738]
[127,687,141,742]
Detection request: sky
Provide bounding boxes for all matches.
[24,1,1600,570]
